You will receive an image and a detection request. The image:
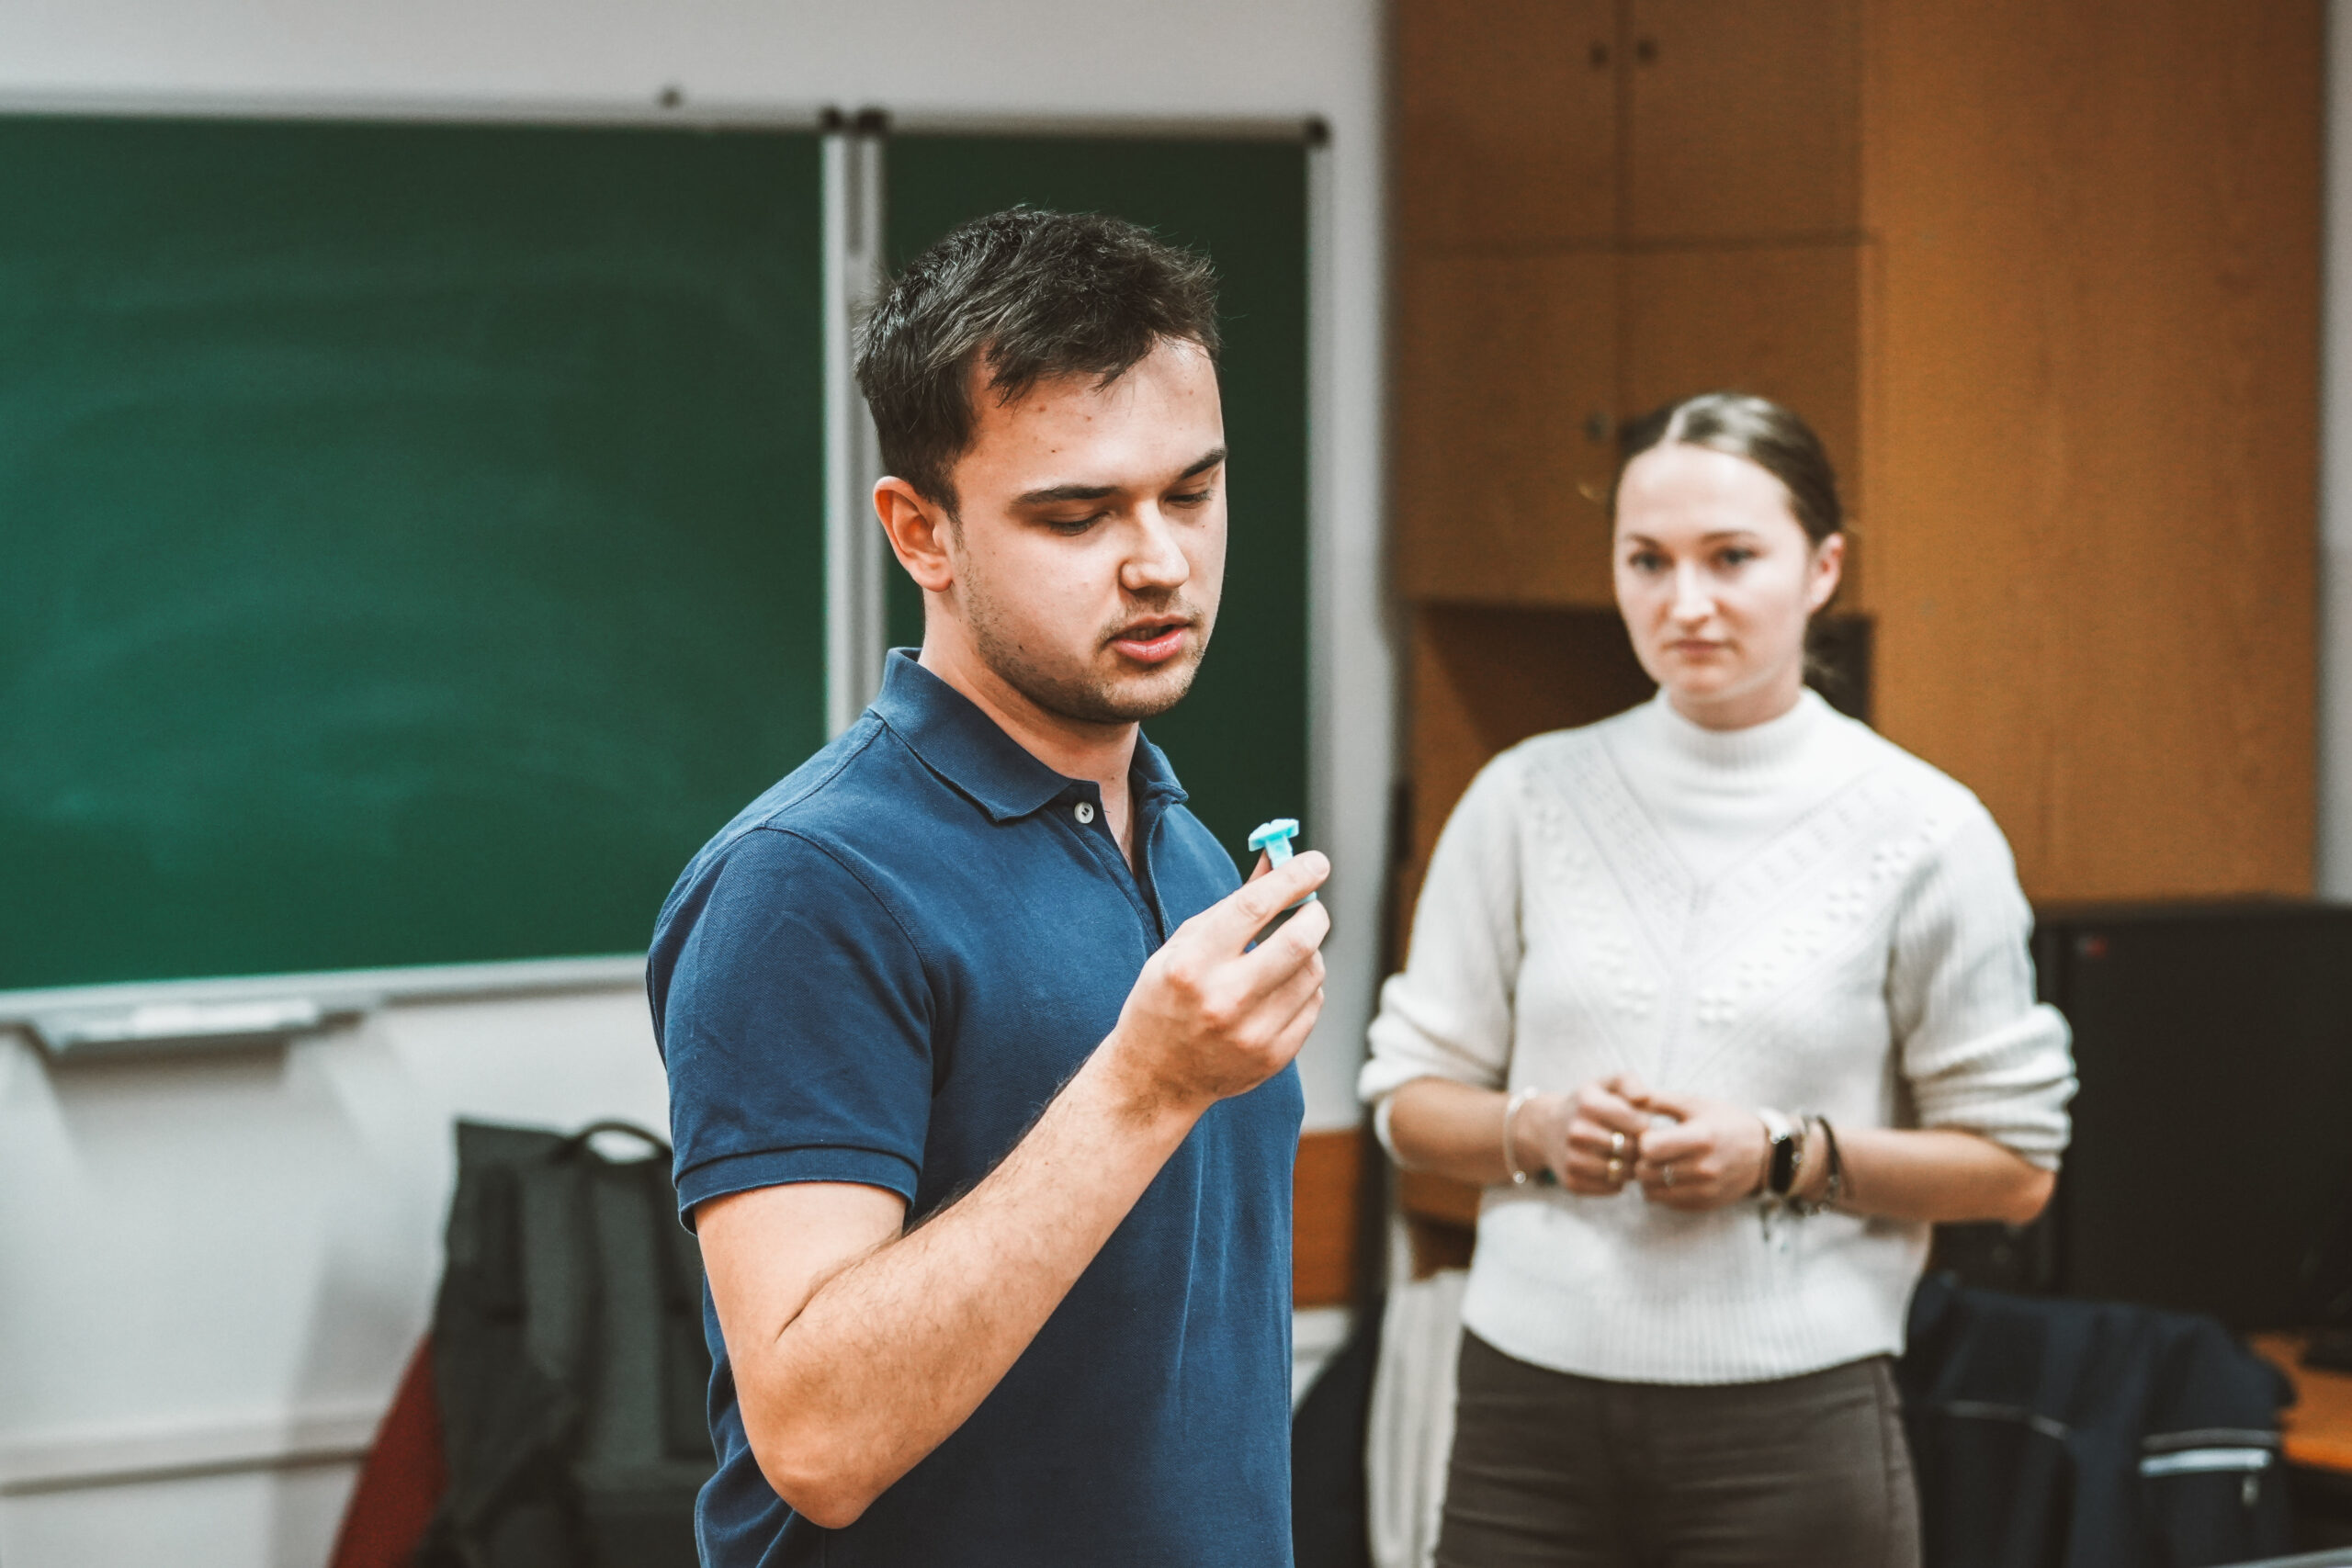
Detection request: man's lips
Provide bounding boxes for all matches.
[1110,621,1192,664]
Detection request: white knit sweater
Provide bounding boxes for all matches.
[1360,689,2075,1385]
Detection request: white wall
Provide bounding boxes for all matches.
[0,4,1390,1563]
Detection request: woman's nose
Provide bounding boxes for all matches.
[1669,565,1714,625]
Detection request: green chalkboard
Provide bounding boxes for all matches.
[886,137,1310,869]
[0,117,825,991]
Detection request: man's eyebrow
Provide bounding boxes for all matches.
[1012,480,1118,506]
[1178,446,1228,481]
[1010,446,1229,508]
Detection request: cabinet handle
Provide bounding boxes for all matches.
[1589,40,1611,68]
[1634,36,1658,64]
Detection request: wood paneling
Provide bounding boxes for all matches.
[1624,0,1862,242]
[1395,253,1620,607]
[1863,0,2320,901]
[1293,1127,1367,1307]
[1396,0,1619,249]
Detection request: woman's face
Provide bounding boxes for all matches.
[1611,443,1844,731]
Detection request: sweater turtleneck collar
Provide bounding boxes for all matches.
[1643,685,1830,777]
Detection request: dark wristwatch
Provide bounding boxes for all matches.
[1758,1107,1800,1199]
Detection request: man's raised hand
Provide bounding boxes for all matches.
[1102,851,1332,1117]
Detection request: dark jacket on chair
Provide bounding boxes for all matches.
[1897,1273,2294,1568]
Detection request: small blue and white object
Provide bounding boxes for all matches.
[1247,818,1317,907]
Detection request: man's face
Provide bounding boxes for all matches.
[937,338,1227,727]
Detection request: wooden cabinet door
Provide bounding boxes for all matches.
[1396,0,1619,249]
[1395,251,1620,606]
[1623,0,1861,242]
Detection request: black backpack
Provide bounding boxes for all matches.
[414,1119,715,1568]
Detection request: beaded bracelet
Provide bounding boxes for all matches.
[1783,1113,1847,1217]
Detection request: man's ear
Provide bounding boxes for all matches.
[875,477,957,594]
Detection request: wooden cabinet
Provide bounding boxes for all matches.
[1394,253,1618,605]
[1862,0,2320,900]
[1393,0,1868,611]
[1615,246,1861,475]
[1396,0,1618,248]
[1623,0,1862,242]
[1393,0,2319,901]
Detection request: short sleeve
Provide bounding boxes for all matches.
[1359,750,1524,1114]
[1889,806,2077,1169]
[653,828,934,1224]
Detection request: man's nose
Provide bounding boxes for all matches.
[1123,509,1192,592]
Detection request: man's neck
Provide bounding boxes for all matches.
[917,640,1142,863]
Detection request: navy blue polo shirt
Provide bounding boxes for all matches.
[648,650,1302,1568]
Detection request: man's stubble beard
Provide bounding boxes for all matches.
[963,576,1213,727]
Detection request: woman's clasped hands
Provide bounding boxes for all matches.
[1507,1073,1772,1211]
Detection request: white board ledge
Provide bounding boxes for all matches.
[0,953,648,1060]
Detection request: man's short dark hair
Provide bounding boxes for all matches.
[854,207,1222,511]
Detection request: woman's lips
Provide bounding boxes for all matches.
[1111,623,1189,664]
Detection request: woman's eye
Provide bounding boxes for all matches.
[1628,551,1667,572]
[1717,547,1757,568]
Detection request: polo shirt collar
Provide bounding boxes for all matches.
[872,649,1188,823]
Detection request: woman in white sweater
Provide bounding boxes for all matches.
[1361,392,2075,1567]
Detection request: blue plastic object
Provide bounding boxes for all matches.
[1247,818,1317,905]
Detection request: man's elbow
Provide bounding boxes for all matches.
[768,1469,878,1532]
[746,1411,886,1529]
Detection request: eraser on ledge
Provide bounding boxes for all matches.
[1247,818,1318,905]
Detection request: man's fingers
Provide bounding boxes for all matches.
[1201,851,1330,944]
[1234,895,1331,988]
[1271,978,1327,1061]
[1261,946,1326,1023]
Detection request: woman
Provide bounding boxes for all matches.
[1361,392,2075,1567]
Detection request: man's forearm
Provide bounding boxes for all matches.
[738,1043,1199,1527]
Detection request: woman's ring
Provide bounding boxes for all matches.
[1609,1130,1627,1157]
[1606,1156,1624,1183]
[1661,1163,1677,1189]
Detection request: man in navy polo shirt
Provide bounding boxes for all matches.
[648,208,1330,1566]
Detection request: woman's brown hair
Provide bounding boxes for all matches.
[1610,391,1843,546]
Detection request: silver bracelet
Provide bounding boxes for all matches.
[1502,1086,1543,1186]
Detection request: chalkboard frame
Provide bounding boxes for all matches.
[0,101,1329,1055]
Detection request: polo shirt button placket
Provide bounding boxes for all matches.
[1074,800,1095,825]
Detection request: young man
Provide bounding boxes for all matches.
[648,209,1330,1565]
